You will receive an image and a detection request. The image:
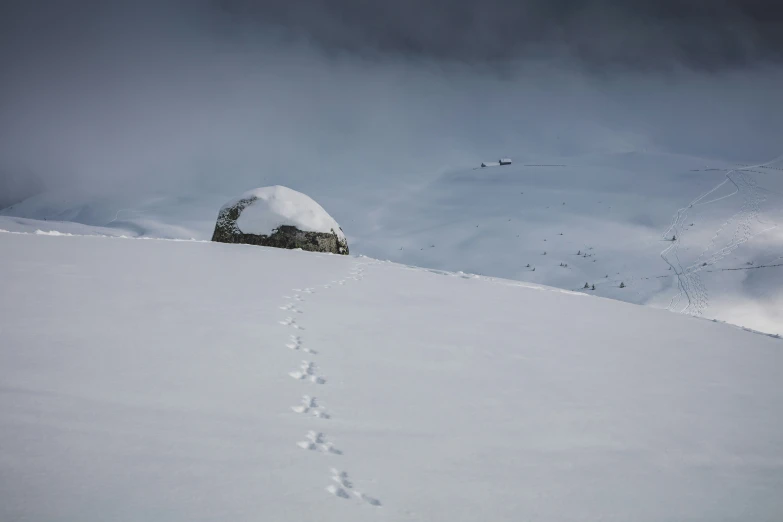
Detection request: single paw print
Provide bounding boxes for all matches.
[291,395,330,419]
[297,431,342,454]
[279,317,304,330]
[289,361,325,384]
[326,468,381,506]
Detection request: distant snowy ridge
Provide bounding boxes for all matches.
[2,151,782,334]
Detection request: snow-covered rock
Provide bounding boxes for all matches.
[211,186,348,254]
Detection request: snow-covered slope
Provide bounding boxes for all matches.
[353,152,783,334]
[0,190,221,239]
[2,151,782,333]
[1,231,782,522]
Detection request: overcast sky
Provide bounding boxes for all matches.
[216,0,783,69]
[1,0,782,206]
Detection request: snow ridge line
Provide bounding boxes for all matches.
[279,259,382,507]
[394,262,587,296]
[0,227,206,242]
[660,154,782,316]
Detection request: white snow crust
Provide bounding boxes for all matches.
[226,186,345,240]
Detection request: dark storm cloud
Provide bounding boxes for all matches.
[0,0,781,208]
[216,0,783,69]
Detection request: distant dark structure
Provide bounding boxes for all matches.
[481,158,513,168]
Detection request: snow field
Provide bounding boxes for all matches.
[1,232,782,521]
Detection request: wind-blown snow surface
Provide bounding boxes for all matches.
[1,231,782,521]
[1,151,782,333]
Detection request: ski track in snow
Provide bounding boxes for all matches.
[660,155,780,316]
[278,260,382,508]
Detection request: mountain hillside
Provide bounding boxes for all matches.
[1,230,782,521]
[2,151,782,334]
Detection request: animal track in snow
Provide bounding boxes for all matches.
[291,395,330,419]
[279,317,304,329]
[297,431,342,454]
[347,269,365,281]
[283,263,383,507]
[327,469,381,506]
[289,361,326,384]
[279,303,303,313]
[330,469,353,489]
[326,484,351,498]
[353,491,382,506]
[286,335,316,354]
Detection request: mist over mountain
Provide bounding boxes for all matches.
[1,1,781,206]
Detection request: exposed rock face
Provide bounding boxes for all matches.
[211,194,349,255]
